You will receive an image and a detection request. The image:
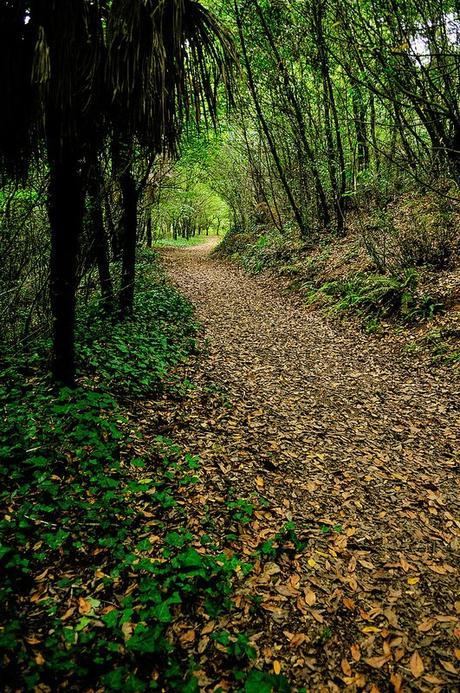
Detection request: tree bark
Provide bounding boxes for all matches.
[145,215,152,248]
[119,155,138,319]
[48,146,83,386]
[235,1,308,238]
[87,164,114,312]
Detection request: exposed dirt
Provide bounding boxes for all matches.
[156,238,459,691]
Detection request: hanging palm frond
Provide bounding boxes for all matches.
[0,0,106,179]
[107,0,236,154]
[0,1,37,178]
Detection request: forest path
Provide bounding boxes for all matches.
[158,239,459,689]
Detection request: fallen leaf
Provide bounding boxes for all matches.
[273,660,281,675]
[365,654,391,668]
[304,588,316,606]
[400,556,411,571]
[409,651,424,678]
[350,643,361,662]
[390,672,403,692]
[341,658,352,676]
[25,635,41,645]
[440,660,457,674]
[423,674,445,684]
[78,597,91,614]
[61,607,75,621]
[121,622,133,641]
[180,630,196,645]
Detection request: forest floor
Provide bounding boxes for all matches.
[150,237,460,690]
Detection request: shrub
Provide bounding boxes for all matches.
[315,269,443,323]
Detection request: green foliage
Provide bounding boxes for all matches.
[0,260,295,690]
[256,522,308,560]
[226,498,255,524]
[212,630,257,662]
[76,254,198,397]
[154,236,217,248]
[238,668,291,692]
[404,328,460,365]
[308,270,444,324]
[0,268,220,690]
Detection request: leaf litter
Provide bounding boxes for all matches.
[150,238,460,691]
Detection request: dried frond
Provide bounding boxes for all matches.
[0,1,37,178]
[107,0,236,154]
[0,0,105,179]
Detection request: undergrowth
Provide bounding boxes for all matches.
[305,269,443,330]
[154,235,217,249]
[77,257,198,397]
[0,254,293,691]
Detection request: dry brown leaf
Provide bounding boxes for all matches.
[409,651,424,678]
[350,643,361,662]
[61,607,75,621]
[179,630,196,645]
[427,563,448,574]
[383,640,392,657]
[390,672,403,692]
[310,610,324,623]
[25,635,41,645]
[78,597,91,615]
[365,655,391,669]
[341,659,352,676]
[290,633,308,648]
[197,636,209,654]
[423,674,445,685]
[343,597,355,610]
[399,556,411,572]
[440,660,457,674]
[304,588,316,606]
[121,622,133,641]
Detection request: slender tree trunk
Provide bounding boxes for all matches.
[119,154,138,319]
[104,194,120,260]
[369,94,380,173]
[48,146,83,386]
[252,0,330,230]
[87,164,114,312]
[314,2,346,235]
[113,130,138,319]
[146,215,152,248]
[352,85,369,174]
[235,1,308,238]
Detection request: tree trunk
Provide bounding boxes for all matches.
[119,156,138,319]
[48,147,83,386]
[104,194,120,261]
[146,215,152,248]
[87,165,114,312]
[252,0,330,230]
[314,2,346,235]
[235,1,308,238]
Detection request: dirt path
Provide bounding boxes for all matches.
[158,239,459,690]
